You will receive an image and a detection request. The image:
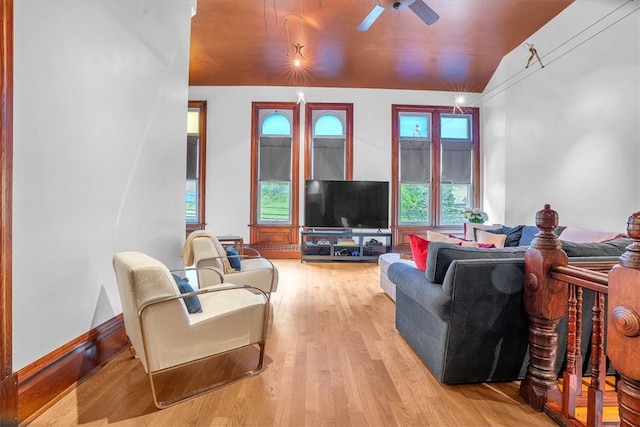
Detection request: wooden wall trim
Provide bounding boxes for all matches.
[17,315,128,425]
[0,0,17,425]
[187,100,207,234]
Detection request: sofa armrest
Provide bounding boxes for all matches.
[388,262,451,321]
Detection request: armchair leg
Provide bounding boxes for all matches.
[127,336,136,358]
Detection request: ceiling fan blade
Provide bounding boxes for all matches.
[408,0,439,25]
[356,4,384,32]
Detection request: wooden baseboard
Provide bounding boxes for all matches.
[258,250,300,259]
[17,314,127,424]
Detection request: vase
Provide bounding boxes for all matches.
[468,219,484,224]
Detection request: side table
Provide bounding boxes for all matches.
[217,235,244,255]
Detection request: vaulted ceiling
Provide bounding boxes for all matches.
[189,0,574,93]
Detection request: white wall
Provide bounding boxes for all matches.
[482,0,640,230]
[188,86,478,239]
[13,0,194,370]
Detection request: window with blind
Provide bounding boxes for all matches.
[258,111,294,223]
[440,113,474,225]
[304,103,353,180]
[392,105,480,229]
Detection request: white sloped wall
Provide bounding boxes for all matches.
[482,0,640,230]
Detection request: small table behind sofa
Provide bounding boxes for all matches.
[378,253,415,302]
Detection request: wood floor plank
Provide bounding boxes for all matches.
[27,259,556,426]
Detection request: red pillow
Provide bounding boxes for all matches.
[477,242,496,248]
[408,234,431,271]
[409,234,465,271]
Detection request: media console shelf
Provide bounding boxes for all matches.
[301,229,392,262]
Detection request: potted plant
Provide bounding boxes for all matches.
[463,208,488,224]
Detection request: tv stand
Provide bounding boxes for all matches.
[300,229,392,262]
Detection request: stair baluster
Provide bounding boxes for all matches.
[522,206,640,427]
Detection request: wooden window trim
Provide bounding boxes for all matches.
[391,104,480,246]
[186,100,207,235]
[1,0,18,421]
[249,102,300,246]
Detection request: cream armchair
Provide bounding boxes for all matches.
[182,231,278,294]
[112,251,272,409]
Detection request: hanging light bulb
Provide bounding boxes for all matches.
[291,43,305,68]
[453,96,465,114]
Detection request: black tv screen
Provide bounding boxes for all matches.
[304,180,389,229]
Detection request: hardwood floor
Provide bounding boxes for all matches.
[28,259,555,426]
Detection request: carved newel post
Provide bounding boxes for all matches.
[519,204,568,411]
[607,212,640,427]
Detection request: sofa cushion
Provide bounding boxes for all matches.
[426,230,450,242]
[425,243,528,284]
[427,231,479,247]
[448,234,495,248]
[560,238,631,257]
[486,225,524,247]
[559,227,626,243]
[463,223,502,241]
[409,234,464,271]
[408,234,430,271]
[475,229,507,248]
[518,226,539,246]
[519,225,566,246]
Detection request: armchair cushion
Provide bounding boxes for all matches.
[225,247,242,271]
[172,274,202,314]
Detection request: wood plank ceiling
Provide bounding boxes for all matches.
[189,0,574,93]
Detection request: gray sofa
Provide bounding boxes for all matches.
[388,238,631,384]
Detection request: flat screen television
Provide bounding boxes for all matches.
[304,180,389,229]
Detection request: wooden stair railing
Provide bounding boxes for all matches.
[519,204,640,427]
[608,212,640,427]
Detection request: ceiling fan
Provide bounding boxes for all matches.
[357,0,439,32]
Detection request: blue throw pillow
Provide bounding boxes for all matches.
[487,225,524,247]
[519,225,567,246]
[225,247,241,271]
[172,274,202,314]
[519,226,539,246]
